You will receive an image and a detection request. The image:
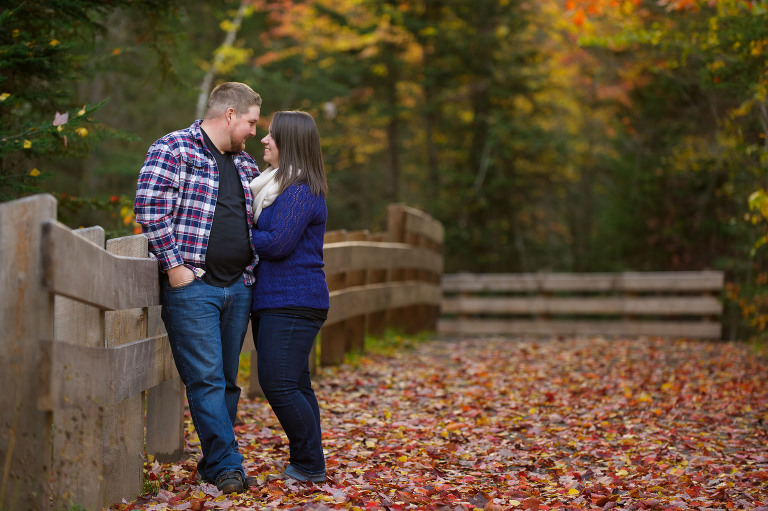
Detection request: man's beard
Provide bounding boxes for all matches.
[230,134,246,153]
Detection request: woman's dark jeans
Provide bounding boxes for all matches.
[252,312,325,478]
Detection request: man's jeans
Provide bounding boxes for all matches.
[252,313,325,479]
[161,275,251,483]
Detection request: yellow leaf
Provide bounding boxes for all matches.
[50,39,60,46]
[75,127,88,137]
[510,500,521,506]
[220,19,237,32]
[568,488,580,495]
[29,168,41,177]
[616,469,629,476]
[23,140,32,149]
[77,106,86,116]
[397,455,408,462]
[732,100,754,118]
[371,63,387,76]
[0,93,10,101]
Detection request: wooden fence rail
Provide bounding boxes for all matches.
[438,271,725,339]
[0,195,442,511]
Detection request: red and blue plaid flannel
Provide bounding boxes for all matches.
[134,120,260,285]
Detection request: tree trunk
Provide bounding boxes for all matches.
[195,0,249,119]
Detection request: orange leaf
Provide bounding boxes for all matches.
[573,9,586,27]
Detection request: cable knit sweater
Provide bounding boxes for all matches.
[250,182,329,311]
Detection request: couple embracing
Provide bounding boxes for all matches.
[134,82,328,494]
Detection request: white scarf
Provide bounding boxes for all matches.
[249,166,280,223]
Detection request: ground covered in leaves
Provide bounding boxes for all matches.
[111,336,768,510]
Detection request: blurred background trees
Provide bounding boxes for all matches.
[1,0,766,341]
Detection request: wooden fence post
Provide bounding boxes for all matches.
[0,195,56,511]
[365,232,389,338]
[385,205,408,332]
[103,236,152,504]
[145,305,185,461]
[343,230,369,354]
[320,230,348,365]
[51,227,107,510]
[246,320,263,399]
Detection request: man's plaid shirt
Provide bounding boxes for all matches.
[134,120,260,285]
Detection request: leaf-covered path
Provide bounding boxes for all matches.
[112,337,768,510]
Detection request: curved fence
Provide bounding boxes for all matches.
[0,195,443,511]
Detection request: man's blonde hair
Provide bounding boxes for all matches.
[205,82,262,119]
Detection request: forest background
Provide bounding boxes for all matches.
[1,0,767,342]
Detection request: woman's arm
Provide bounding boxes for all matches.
[252,184,320,259]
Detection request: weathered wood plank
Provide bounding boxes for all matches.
[51,226,106,511]
[145,305,185,462]
[403,206,444,246]
[343,231,369,354]
[441,296,723,316]
[442,271,725,293]
[103,235,150,505]
[41,220,160,310]
[323,229,347,243]
[0,194,56,511]
[39,335,174,410]
[324,242,443,276]
[387,204,407,243]
[618,271,725,292]
[327,282,442,326]
[437,318,723,339]
[319,231,348,366]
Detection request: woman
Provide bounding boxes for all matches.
[249,110,329,483]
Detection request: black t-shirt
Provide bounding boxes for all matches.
[201,129,253,287]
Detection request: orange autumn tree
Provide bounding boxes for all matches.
[245,0,584,272]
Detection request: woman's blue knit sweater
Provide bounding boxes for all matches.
[250,182,329,312]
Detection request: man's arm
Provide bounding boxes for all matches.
[134,140,187,273]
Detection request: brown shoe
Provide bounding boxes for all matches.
[215,470,244,494]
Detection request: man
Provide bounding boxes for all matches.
[134,82,261,494]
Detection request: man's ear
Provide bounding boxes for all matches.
[226,107,236,123]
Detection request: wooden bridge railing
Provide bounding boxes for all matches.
[439,271,725,339]
[0,195,443,511]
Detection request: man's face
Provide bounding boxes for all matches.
[228,105,260,153]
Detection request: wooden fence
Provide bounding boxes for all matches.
[439,271,724,339]
[0,195,442,511]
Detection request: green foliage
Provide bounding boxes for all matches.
[341,329,432,368]
[0,0,183,233]
[572,0,768,339]
[141,477,161,497]
[3,0,768,340]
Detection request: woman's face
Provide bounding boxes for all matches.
[261,124,279,168]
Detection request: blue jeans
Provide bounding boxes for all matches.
[161,275,251,483]
[252,313,325,478]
